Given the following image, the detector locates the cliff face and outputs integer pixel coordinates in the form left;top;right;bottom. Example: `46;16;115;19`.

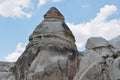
0;7;120;80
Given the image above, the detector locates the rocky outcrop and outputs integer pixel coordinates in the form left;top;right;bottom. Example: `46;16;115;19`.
86;37;108;49
13;7;78;80
0;7;120;80
74;36;120;80
0;62;15;80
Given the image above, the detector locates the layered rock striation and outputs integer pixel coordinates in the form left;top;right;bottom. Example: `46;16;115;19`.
0;7;120;80
14;7;78;80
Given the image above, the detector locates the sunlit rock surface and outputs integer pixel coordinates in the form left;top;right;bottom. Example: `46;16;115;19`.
74;36;120;80
86;37;108;49
13;7;78;80
0;7;120;80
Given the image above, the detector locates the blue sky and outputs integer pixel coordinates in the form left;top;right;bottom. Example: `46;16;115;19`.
0;0;120;62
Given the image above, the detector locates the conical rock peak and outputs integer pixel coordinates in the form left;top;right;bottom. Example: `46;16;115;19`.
44;7;64;21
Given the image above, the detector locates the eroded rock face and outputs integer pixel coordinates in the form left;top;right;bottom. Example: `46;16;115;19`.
13;7;78;80
0;62;15;80
74;36;120;80
1;7;120;80
86;37;108;49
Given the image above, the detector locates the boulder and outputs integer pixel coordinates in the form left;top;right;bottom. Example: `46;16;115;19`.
109;36;120;49
86;37;108;49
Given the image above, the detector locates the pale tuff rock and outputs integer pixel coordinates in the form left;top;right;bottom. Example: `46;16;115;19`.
0;7;120;80
74;36;120;80
109;35;120;49
14;7;78;80
86;37;108;49
113;57;120;79
73;50;100;80
0;62;15;80
109;36;120;57
44;7;65;21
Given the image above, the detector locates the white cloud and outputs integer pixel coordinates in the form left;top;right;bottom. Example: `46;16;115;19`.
38;0;61;7
38;0;46;6
4;42;26;62
3;5;120;61
0;0;32;18
94;5;117;22
67;5;120;50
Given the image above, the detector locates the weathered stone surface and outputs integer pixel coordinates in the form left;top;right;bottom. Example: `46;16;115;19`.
1;7;120;80
74;36;120;80
78;63;102;80
0;62;15;80
73;50;100;80
109;36;120;57
109;36;120;49
44;7;64;21
0;62;14;72
113;57;120;79
13;7;78;80
86;37;108;49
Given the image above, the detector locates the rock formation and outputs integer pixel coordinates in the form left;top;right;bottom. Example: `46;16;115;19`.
0;62;15;80
0;7;120;80
73;36;120;80
14;7;78;80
